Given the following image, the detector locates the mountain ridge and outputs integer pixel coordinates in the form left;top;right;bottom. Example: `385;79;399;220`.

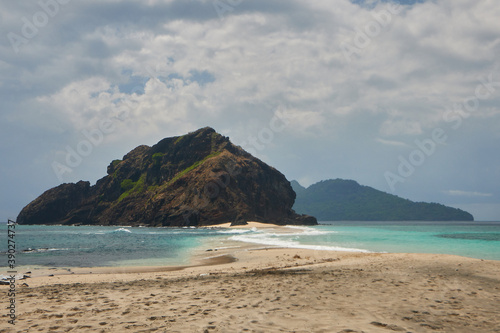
291;179;474;221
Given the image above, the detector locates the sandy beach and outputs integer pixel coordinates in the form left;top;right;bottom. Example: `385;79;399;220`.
1;224;500;332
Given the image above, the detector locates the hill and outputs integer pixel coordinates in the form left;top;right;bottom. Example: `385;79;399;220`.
17;127;316;226
291;179;474;221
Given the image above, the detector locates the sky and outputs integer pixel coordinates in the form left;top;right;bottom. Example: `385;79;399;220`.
1;0;499;221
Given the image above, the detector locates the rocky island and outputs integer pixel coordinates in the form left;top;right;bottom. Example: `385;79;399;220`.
292;179;474;221
17;127;317;226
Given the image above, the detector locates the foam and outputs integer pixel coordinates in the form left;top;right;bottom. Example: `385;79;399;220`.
230;233;370;253
288;225;338;235
113;228;132;233
216;229;254;234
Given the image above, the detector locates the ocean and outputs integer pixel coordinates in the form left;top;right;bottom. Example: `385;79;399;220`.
1;221;499;270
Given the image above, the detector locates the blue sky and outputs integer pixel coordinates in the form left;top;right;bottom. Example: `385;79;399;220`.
1;0;499;221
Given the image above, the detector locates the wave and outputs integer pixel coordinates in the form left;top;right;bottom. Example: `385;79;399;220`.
230;233;370;253
112;228;132;233
216;228;256;234
246;228;336;238
436;233;500;241
214;246;241;250
0;273;30;281
20;248;69;253
285;226;337;236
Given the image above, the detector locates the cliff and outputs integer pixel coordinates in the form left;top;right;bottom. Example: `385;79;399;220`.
18;127;317;226
292;179;474;221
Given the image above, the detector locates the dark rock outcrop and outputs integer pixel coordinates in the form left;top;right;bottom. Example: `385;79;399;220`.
17;181;92;225
18;127;317;226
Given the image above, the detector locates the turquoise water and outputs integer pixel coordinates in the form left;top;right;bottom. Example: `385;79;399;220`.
1;222;499;268
313;222;500;260
0;225;228;268
230;221;500;261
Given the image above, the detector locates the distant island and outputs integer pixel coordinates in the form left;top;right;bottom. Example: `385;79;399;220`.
291;179;474;221
17;127;316;227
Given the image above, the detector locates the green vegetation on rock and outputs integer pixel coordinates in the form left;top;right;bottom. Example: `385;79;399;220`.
152;152;164;166
148;185;159;192
118;174;147;202
211;132;218;152
168;151;222;185
174;135;184;144
120;179;135;192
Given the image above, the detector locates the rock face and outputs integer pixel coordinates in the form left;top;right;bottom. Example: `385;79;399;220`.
18;127;317;226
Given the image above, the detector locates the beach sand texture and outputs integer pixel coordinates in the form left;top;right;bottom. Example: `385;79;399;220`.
1;246;500;333
2;223;500;332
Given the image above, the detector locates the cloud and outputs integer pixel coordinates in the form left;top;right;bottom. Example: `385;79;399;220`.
376;138;409;147
1;0;500;220
3;0;500;138
444;190;494;198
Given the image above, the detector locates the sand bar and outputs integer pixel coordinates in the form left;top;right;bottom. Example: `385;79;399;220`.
206;221;284;228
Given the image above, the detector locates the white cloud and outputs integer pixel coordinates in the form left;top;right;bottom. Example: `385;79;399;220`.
444;190;493;198
4;0;500;139
1;0;500;219
376;138;409;147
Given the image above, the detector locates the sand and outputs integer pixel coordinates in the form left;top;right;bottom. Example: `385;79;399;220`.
1;227;500;332
207;222;283;229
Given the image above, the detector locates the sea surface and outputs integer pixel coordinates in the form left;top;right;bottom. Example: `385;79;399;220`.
1;221;499;269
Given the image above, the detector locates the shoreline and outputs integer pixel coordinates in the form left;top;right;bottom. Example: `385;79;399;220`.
1;248;499;332
3;221;499;282
3;245;499;287
2;223;500;331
